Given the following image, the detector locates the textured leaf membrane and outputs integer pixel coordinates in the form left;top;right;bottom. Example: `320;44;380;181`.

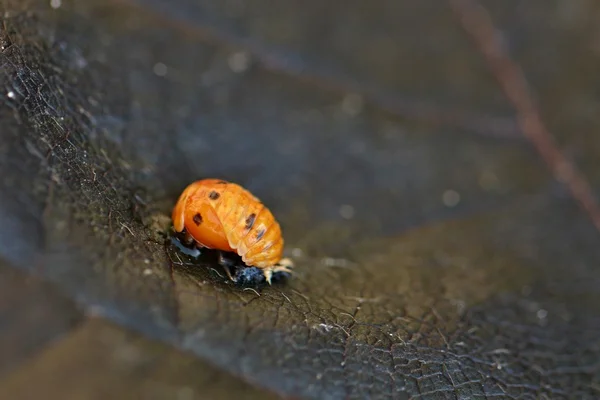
1;0;600;398
0;262;282;400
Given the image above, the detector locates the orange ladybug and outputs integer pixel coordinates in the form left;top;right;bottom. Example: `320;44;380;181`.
171;178;293;284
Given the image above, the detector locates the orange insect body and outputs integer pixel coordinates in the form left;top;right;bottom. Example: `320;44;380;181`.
172;179;292;283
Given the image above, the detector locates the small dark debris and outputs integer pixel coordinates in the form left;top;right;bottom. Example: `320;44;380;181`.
209;191;220;200
233;266;291;286
234;266;265;285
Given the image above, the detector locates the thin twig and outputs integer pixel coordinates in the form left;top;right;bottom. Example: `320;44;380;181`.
449;0;600;233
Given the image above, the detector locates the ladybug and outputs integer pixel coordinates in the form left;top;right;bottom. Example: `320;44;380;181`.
171;178;293;284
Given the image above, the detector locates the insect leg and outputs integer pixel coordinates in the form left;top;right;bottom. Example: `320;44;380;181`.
217;251;236;281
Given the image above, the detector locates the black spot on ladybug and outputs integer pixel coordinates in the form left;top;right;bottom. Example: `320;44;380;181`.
245;213;256;230
209;191;220;200
193;213;203;226
256;228;266;241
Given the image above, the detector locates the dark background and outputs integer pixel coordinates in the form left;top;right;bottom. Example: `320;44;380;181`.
1;0;600;398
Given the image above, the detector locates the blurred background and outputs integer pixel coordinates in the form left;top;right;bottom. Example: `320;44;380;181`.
1;0;600;398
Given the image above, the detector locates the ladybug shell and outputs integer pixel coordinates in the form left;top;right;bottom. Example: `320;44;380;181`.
172;179;284;268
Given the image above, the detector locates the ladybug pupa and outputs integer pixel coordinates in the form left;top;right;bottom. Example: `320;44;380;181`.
171;178;294;284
